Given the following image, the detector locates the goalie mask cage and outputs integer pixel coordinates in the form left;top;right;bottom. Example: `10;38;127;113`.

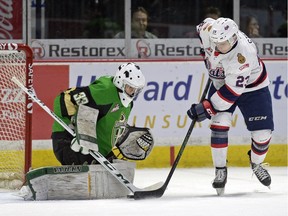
0;43;33;189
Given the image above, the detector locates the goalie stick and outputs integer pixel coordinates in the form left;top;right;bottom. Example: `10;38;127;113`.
11;76;162;197
131;78;212;200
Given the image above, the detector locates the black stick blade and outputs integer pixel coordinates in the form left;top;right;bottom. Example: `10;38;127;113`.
130;182;167;200
133;188;165;200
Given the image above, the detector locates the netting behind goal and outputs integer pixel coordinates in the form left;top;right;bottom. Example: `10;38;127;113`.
0;43;33;189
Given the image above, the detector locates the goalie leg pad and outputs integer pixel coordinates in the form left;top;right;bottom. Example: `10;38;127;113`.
114;126;154;160
20;160;135;200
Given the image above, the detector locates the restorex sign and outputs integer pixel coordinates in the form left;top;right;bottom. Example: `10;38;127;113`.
30;38;287;59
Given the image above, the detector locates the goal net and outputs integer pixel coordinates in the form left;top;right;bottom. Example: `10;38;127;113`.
0;43;33;189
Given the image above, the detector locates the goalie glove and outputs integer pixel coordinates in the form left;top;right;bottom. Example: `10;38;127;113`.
70;138;90;155
112;125;154;161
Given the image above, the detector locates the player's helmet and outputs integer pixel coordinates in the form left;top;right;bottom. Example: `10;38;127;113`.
209;17;239;46
113;62;145;107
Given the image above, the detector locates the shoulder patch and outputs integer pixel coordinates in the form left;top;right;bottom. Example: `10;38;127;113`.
237;53;246;64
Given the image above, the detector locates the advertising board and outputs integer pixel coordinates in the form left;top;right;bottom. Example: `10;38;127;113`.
32;60;287;146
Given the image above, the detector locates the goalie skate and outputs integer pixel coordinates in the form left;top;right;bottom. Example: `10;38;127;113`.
212;167;227;196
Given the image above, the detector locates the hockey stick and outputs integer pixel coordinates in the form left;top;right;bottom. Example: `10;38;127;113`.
132;78;212;200
11;76;162;196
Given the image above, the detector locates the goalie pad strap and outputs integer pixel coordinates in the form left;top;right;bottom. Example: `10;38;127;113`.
78;134;98;145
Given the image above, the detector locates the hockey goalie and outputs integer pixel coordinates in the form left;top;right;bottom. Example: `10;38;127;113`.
20;63;154;200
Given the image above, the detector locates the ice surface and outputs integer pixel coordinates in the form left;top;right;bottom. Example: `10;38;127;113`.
0;167;287;216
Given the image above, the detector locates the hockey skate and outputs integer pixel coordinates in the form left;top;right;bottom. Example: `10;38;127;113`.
212;167;227;196
247;150;271;188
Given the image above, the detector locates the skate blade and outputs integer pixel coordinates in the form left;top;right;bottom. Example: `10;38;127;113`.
216;188;225;196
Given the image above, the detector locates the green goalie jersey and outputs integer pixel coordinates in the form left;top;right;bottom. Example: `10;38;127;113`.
52;76;133;157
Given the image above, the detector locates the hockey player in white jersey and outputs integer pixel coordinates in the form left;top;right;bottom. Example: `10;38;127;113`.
187;17;274;195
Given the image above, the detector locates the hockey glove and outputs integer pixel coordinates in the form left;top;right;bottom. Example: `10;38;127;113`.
187;99;216;122
70;138;90;155
112;125;154;161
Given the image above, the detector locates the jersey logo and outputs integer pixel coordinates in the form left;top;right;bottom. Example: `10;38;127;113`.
209;67;225;79
237;53;246;64
112;113;127;146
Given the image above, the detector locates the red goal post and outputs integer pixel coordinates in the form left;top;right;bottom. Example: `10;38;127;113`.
0;43;33;189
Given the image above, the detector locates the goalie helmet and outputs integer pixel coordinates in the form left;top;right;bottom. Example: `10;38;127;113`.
209;17;239;47
113;62;145;107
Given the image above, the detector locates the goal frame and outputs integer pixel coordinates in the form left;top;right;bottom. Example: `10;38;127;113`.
0;43;33;175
